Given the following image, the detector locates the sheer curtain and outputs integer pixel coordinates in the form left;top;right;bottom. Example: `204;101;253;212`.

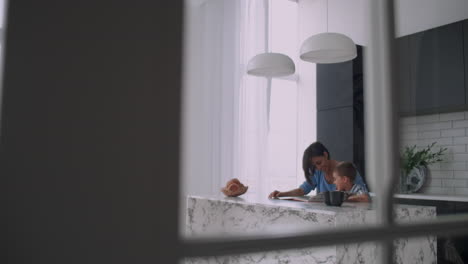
182;0;307;202
234;0;269;197
182;0;270;197
182;0;242;197
236;0;303;196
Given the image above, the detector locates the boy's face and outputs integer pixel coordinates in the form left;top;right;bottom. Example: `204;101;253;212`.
333;172;349;191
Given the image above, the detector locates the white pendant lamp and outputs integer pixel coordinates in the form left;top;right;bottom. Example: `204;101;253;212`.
247;52;295;77
300;0;357;64
300;32;357;63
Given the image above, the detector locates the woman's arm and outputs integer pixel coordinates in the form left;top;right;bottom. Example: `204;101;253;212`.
268;188;305;199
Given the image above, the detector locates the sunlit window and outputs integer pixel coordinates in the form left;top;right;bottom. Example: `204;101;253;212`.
267;0;299;192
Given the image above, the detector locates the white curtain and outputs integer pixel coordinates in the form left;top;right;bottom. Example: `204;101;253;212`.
182;0;269;197
234;0;269;197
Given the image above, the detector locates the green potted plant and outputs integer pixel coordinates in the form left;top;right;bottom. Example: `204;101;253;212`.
400;142;447;193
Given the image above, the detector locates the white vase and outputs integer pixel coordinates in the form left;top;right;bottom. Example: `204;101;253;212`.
400;166;427;194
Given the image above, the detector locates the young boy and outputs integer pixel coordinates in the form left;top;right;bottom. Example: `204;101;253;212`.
333;161;370;202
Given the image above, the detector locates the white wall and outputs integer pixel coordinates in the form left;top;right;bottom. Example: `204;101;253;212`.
395;0;468;37
400;112;468;195
328;0;369;46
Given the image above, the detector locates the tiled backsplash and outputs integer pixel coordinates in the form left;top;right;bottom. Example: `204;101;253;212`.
400;111;468;196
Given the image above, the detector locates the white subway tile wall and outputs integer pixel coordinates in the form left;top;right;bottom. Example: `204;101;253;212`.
400;111;468;195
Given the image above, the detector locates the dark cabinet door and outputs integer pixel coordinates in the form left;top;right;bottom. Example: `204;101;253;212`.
317;107;354;162
396;36;413;115
316;62;353;111
464;21;468;107
409;22;465;113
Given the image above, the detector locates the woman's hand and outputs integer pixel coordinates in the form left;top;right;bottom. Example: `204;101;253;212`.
268;190;281;199
269;188;304;198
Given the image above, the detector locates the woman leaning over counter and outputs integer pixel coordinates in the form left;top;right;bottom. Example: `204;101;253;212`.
268;141;368;198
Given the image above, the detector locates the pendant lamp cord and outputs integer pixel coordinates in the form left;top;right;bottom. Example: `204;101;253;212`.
265;0;271;131
265;0;269;52
326;0;328;32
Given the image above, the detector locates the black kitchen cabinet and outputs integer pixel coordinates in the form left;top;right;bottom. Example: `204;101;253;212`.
317;61;353;111
396;36;413;115
316;46;366;184
317;107;354;162
464;20;468;107
409;22;465;114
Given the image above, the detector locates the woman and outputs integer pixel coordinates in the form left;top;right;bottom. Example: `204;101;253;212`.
268;142;367;198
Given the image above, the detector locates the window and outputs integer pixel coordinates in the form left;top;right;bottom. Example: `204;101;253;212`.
181;1;468;264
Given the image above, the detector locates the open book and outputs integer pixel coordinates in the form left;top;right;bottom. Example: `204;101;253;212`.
275;196;310;202
275;193;324;202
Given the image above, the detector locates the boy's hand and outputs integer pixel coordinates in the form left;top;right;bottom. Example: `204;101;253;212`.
347;194;370;202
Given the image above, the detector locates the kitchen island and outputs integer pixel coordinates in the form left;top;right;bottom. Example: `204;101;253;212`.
185;195;436;264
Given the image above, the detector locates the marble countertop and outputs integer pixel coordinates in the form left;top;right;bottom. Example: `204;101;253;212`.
186;195;437;263
189;194;432;215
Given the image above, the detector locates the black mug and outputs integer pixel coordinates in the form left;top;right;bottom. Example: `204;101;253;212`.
323;191;346;206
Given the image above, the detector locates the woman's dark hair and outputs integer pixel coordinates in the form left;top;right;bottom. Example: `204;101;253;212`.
302;142;330;185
